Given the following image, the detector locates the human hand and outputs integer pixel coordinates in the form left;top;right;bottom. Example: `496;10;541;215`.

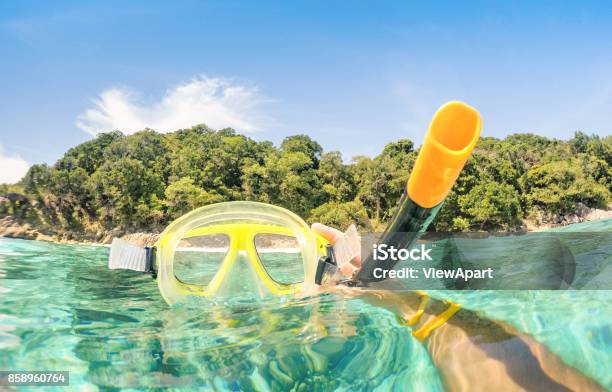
311;222;362;279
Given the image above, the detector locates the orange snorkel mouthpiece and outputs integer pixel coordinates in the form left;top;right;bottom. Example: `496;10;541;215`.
407;101;482;208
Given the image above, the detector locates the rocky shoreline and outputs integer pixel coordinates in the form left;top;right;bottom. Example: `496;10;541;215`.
0;216;160;246
523;203;612;231
1;205;611;246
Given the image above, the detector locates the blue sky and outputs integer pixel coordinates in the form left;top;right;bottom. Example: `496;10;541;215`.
1;1;611;182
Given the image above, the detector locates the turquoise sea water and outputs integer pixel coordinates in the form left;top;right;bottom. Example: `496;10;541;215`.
0;220;611;391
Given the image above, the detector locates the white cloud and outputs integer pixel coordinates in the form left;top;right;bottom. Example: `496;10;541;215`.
0;146;30;184
76;75;272;135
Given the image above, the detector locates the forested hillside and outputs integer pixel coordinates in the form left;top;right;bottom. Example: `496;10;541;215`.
1;125;610;242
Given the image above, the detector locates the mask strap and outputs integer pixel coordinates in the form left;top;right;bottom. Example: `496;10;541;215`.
108;238;156;277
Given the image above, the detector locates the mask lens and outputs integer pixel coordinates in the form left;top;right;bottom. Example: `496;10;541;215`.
254;234;303;284
173;234;230;286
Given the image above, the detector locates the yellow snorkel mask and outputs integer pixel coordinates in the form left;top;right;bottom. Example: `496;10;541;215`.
109;201;332;304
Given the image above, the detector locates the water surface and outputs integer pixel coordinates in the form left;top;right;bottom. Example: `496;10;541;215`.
1;220;610;391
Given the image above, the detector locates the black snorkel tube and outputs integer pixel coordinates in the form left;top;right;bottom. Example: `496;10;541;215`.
352;101;482;285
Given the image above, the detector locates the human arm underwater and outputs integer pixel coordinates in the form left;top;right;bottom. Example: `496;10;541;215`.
361;290;605;392
312;223;606;392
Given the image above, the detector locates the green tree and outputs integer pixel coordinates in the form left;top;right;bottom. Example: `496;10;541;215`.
165;177;223;219
353;139;416;224
22;164;53;195
91;158;164;230
458;181;522;230
570;131;590;154
242;136;324;217
525;159;609;215
318;151;356;202
280;135;322;169
309;200;372;230
56;131;124;174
